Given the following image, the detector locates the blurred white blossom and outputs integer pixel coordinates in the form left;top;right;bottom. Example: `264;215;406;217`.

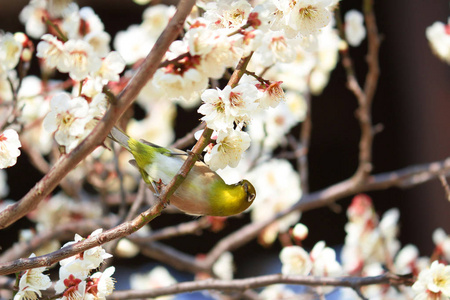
280;245;312;275
0;129;21;169
344;10;366;47
130;266;177;300
426;19;450;64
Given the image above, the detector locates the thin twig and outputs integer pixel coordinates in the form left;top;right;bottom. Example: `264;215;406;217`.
130;217;210;243
335;3;381;183
0;216;118;263
171;122;206;149
299;93;312;194
438;174;450;201
109;273;413;300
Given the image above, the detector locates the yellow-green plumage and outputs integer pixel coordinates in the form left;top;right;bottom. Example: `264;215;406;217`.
108;127;256;216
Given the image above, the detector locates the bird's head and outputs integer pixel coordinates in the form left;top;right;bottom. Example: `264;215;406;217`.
240;179;256;206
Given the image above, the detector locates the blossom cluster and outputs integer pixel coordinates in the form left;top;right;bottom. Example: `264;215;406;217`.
14;229;115;300
275;194;450;298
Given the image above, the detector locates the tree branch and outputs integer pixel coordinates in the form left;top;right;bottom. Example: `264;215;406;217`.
109;272;413;300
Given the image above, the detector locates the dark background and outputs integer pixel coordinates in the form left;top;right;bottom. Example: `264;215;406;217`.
1;0;449;275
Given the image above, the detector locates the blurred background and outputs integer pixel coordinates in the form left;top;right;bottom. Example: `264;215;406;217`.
0;0;449;287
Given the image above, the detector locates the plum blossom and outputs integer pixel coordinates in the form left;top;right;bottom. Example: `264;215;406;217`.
36;34;69;71
310;241;343;277
212;251;234;280
426;19;450;64
186;26;242;79
259;284;297;299
256;31;298;67
0;33;23;71
54;267;87;300
280;245;312;275
198;84;261;132
63;39;102;81
345;9;366;47
204;129;251;171
0;129;21;169
86;267;116;300
19;0;47;39
433;228;450;262
412;261;450;299
43;93;92;151
248;159;302;245
203;0;252;30
13;254;51;300
130;266;177;300
292;223;309;241
60;229;112;276
141;4;176;34
279;0;333;37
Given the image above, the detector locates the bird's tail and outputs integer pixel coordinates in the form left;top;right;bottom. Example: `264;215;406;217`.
108;126;131;152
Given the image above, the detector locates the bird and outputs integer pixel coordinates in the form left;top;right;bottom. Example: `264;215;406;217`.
108;126;256;216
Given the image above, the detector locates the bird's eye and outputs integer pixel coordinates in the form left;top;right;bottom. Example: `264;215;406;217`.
248;193;256;202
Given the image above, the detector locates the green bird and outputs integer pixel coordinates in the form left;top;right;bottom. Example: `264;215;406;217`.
108;126;256;216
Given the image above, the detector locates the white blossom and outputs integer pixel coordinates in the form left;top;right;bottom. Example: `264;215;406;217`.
280;245;312;275
43;93;92;151
279;0;332;37
394;244;419;275
412;261;450;299
292;223;309;241
198;84;261;131
84;31;111;58
19;0;47;39
204;0;252;30
130;266;177;300
13;254;51;300
141;4;176;34
63;39;102;81
426;19;450;64
433;228;450;262
204;129;251;171
36;34;69;72
310;241;343;277
60;229;112;275
256;31;298;67
259;284;297;300
345;9;366;47
0;33;22;71
212;251;234;280
0;129;21;169
93;51;126;83
248;159;302;244
87;266;116;299
114;25;157;65
54;267;87;300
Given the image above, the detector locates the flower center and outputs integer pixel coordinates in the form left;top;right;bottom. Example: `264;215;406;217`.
299;5;318;20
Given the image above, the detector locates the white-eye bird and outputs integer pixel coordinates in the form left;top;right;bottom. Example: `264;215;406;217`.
108;126;256;216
